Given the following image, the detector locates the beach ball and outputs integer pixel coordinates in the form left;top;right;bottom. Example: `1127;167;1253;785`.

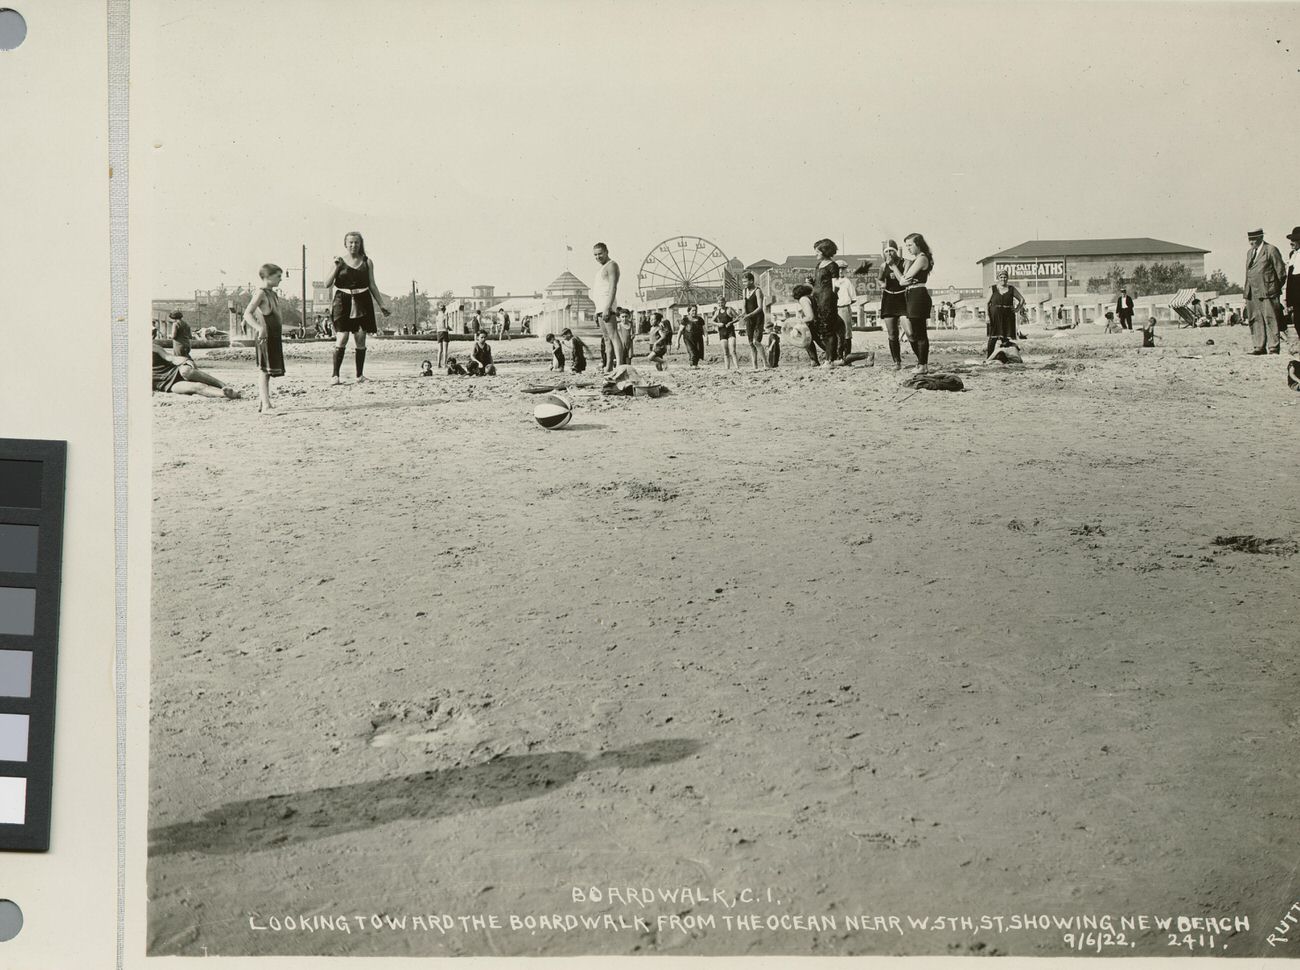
533;393;573;430
785;321;812;349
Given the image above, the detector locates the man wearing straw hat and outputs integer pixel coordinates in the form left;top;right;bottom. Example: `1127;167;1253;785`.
1244;228;1286;354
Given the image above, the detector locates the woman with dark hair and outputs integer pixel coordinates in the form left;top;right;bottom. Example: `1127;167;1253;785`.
168;309;193;361
677;303;707;367
985;269;1025;360
811;238;842;364
324;231;391;385
885;232;934;374
878;238;908;370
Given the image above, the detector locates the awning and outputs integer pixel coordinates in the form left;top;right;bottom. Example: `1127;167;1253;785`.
1168;288;1199;309
626;295;679;311
485;297;547;317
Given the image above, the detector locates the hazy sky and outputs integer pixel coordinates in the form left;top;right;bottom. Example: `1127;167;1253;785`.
141;0;1300;299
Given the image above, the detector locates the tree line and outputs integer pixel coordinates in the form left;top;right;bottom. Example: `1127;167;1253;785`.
1084;263;1242;297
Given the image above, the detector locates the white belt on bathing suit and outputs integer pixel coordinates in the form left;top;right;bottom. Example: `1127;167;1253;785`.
337;286;368;318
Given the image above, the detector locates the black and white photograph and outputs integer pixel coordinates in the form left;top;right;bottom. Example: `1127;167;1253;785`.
139;0;1300;961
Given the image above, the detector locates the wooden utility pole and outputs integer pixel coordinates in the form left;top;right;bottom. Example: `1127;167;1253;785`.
301;244;308;333
411;280;417;333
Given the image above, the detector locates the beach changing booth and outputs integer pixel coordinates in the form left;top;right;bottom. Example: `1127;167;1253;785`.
1169;288;1206;328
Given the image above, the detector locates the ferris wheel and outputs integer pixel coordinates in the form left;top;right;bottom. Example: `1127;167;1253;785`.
637;235;737;305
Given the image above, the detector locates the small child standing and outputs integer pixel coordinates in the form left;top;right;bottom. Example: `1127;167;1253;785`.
545;334;566;372
560;328;588;373
242;262;286;415
763;318;781;368
1141;315;1156;349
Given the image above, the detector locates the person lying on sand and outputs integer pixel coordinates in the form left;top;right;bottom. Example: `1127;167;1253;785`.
446;356;467;376
151;340;241;399
985;337;1022;364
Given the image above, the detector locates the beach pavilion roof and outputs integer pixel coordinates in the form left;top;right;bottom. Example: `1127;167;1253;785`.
978;238;1209;263
544;270;589;295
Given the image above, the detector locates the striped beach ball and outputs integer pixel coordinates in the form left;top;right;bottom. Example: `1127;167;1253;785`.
533;392;573;430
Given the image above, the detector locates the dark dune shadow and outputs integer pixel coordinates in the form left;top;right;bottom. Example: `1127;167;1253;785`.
283;398;453;414
557;422;604;432
148;738;703;857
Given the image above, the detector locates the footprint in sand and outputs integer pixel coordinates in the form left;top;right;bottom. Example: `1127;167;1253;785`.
366;693;487;751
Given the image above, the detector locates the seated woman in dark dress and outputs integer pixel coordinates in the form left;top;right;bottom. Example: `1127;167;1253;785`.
151;340;240;398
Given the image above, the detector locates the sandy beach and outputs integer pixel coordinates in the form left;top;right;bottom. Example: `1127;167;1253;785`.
147;323;1299;958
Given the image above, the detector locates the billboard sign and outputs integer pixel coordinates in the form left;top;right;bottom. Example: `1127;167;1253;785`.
760;267;881;305
995;260;1065;280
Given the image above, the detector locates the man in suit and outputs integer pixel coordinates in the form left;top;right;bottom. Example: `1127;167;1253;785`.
1115;288;1135;330
1244;228;1287;354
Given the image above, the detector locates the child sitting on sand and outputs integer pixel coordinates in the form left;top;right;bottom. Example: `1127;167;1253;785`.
466;331;497;376
1103;311;1121;334
986;336;1022;364
545;334;566;372
420;359;434;377
446;356;467;376
560;328;588;374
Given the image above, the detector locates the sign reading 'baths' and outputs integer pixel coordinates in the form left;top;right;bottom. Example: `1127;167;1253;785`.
995;260;1066;279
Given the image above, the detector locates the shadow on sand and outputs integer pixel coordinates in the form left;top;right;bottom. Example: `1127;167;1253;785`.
148;738;703;857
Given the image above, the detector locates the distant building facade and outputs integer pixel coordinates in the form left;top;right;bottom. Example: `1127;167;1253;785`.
754;253;881;306
977;238;1209;300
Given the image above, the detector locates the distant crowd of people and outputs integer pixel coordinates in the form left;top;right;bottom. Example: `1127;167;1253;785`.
153;227;1300;410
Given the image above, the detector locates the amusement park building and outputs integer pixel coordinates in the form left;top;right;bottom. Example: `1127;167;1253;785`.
543;270;596;314
976;237;1209;299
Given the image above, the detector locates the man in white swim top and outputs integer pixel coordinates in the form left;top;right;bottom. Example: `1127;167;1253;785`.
592;242;622;371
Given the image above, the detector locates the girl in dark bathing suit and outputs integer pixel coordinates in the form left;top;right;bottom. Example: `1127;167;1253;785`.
244;262;286;413
886;233;934;374
324;231;391;384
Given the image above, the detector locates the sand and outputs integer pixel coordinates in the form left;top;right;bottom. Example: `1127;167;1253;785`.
148;324;1300;959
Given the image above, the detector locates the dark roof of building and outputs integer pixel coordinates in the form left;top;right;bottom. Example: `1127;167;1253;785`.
778;254;876;269
545;270;589;292
745;259;778;271
978;238;1209;263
